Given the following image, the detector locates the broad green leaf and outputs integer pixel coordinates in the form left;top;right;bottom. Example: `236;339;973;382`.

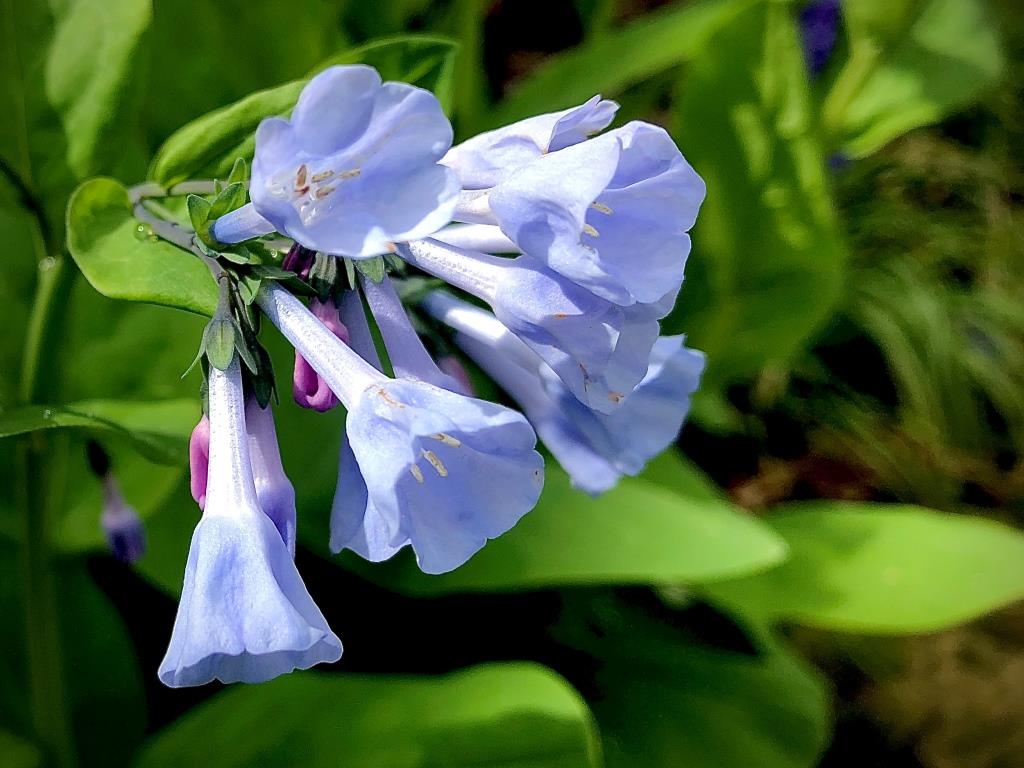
349;464;787;595
704;502;1024;634
574;601;831;768
487;0;748;131
0;0;151;232
66;178;218;315
150;35;459;186
0;399;193;464
824;0;1004;157
135;664;601;768
668;0;845;390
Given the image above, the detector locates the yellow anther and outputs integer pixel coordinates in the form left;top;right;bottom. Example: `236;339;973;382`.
339;169;362;180
582;223;600;238
422;450;448;478
311;170;335;183
295;164;308;189
431;433;462;447
315;186;335;199
409;464;425;483
590;201;613;215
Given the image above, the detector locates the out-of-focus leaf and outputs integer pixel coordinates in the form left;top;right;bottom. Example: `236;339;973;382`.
0;729;41;768
824;0;1004;157
135;664;601;768
66;178;218;315
668;0;845;390
0;545;145;768
143;0;348;145
60;562;146;767
0;175;43;409
560;595;831;768
704;501;1024;633
0;399;193;464
488;0;748;131
0;0;151;230
351;463;787;595
150;35;459;185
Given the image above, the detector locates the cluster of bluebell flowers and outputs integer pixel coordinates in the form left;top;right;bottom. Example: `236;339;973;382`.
156;65;706;686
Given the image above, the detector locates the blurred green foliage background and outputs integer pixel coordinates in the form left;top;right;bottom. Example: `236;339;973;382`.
2;0;1023;766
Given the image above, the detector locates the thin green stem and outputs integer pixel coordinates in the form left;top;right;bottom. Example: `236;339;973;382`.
17;253;77;768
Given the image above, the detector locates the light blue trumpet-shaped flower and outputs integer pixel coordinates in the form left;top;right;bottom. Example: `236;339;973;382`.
100;474;146;564
454;121;706;307
398;239;666;414
441;95;618;189
158;357;342;688
257;282;544;575
246;397;298;558
426;293;705;494
212;65;460;257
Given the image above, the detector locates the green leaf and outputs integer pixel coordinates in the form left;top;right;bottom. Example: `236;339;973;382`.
135;664;601;768
667;0;846;390
0;0;151;231
185;194;213;244
577;600;831;768
350;462;787;595
66;178;218;316
487;0;748;131
0;399;193;464
703;501;1024;634
208;182;248;220
824;0;1005;157
150;35;459;186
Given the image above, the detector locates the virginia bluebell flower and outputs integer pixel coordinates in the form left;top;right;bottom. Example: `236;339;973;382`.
799;0;842;76
211;65;459;256
293;299;348;412
246;397;298;557
453;121;706;306
159;357;342;687
442;95;618;189
100;474;146;564
397;239;664;414
426;293;705;493
257;282;544;574
188;414;210;509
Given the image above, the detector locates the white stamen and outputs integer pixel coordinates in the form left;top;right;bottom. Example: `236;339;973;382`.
421;450;448;478
409;464;425;483
431;432;461;447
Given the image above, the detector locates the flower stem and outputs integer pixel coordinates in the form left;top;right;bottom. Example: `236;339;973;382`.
17;253;78;768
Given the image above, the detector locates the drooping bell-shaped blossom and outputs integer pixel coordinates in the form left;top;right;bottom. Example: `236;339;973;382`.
245;397;298;557
256;282;544;574
437;295;706;493
189;415;210;509
454;121;706;307
401;240;664;414
442;95;618;189
293;298;349;412
100;474;146;564
211;65;460;257
159;356;342;687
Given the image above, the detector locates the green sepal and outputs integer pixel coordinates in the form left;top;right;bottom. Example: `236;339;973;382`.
344;258;357;291
203;312;236;371
309;252;339;302
251;344;277;409
187;194;214;245
208;181;248;220
236;273;263;305
354;256;386;284
226;157;249;186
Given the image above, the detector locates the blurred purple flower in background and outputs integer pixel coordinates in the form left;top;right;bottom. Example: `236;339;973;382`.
799;0;842;76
